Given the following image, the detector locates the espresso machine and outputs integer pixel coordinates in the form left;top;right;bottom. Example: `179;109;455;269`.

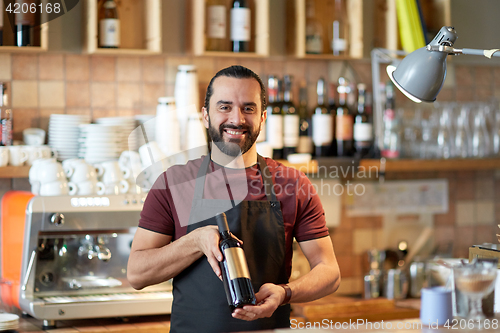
1;191;173;329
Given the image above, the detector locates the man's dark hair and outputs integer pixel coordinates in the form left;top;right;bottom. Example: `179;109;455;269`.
204;65;266;113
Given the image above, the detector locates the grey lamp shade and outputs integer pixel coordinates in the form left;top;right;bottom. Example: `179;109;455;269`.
387;47;448;103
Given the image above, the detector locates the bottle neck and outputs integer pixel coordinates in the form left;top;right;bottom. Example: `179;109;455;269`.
220;230;232;240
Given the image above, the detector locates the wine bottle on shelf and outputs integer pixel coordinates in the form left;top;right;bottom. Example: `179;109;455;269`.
353;83;373;158
98;0;120;48
305;0;323;54
266;76;284;160
312;78;333;157
381;81;401;159
336;77;354;157
206;0;227;51
0;0;4;46
216;212;257;311
331;0;348;56
230;0;251;53
297;83;313;155
15;0;35;47
282;75;299;159
0;82;12;146
327;83;337;156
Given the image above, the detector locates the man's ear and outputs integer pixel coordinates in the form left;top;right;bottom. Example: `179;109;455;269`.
202;107;209;129
261;108;267;123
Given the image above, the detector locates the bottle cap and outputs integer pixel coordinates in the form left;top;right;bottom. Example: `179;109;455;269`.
215;212;229;233
158;97;175;105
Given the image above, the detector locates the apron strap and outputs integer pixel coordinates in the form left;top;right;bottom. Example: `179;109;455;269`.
192;154;276;202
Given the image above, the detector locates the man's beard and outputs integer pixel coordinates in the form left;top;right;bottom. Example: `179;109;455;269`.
208;118;260;157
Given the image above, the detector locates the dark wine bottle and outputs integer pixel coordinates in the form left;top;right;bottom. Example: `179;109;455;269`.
216;212;256;311
353;83;373;158
98;0;120;48
15;0;35;47
230;0;251;52
282;75;299;159
312;78;333;157
336;77;354;156
266;75;284;160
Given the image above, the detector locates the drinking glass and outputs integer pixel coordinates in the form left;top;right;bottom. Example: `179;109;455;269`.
436;105;455;159
454;261;497;322
455;104;472;158
471;106;491;158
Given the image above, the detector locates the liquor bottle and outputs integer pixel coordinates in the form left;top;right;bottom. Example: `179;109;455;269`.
0;82;12;146
15;0;35;47
216;212;257;311
98;0;120;48
230;0;250;52
206;0;227;51
266;76;283;159
297;84;313;154
331;0;348;56
312;78;333;157
282;75;299;159
353;84;373;158
336;77;354;156
327;83;337;156
0;0;3;46
305;0;323;54
381;82;401;159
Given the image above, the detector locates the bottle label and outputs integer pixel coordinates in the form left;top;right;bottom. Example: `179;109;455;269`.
353;123;373;142
266;114;283;149
297;136;313;154
333;38;347;51
207;5;226;39
336;114;353;140
306;35;322;54
312;114;333;146
283;114;300;147
99;19;120;47
224;247;251;280
230;7;250;42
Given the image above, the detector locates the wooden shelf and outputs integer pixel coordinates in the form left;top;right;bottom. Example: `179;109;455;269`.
0;166;31;178
83;0;161;55
279;158;500;174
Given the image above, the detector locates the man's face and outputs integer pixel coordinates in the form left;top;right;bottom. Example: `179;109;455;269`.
203;76;266;157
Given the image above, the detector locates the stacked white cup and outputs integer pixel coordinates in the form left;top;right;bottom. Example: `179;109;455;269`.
156;97;181;157
174;65;199;151
0;147;9;167
119;151;150;194
63;159;105;196
29;158;77;196
139;141;170;187
95;160;130;195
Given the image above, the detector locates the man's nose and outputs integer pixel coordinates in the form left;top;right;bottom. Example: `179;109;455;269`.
227;108;245;125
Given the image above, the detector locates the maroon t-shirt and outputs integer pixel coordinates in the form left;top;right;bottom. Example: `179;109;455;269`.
139;156;329;278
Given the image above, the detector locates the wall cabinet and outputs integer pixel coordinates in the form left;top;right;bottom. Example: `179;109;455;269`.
82;0;161;55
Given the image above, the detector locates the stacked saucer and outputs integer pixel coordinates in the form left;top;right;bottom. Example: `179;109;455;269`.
48;114;90;161
95;117;138;151
78;124;122;164
0;313;19;331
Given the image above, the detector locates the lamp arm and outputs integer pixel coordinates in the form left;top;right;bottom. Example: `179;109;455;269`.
426;44;500;58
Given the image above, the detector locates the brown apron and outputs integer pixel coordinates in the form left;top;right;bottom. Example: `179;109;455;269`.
170;154;290;333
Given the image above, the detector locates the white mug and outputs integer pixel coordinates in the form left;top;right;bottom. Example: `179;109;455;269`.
0;147;9;167
64;160;98;183
24;145;43;166
76;180;105;196
8;146;28;166
104;180;129;195
40;180;78;196
38;145;58;159
119;151;143;179
23;128;46;146
99;161;131;184
32;159;69;184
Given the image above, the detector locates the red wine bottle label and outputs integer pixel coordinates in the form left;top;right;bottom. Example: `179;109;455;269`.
207;5;226;39
230;7;250;42
266;113;283;149
283;114;299;147
312;114;333;146
224;247;251;280
336;114;353;140
353;123;373;141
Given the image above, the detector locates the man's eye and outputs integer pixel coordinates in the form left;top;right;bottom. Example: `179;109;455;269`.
244;107;256;113
219;105;231;111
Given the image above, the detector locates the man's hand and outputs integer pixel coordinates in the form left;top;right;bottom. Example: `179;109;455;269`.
231;283;285;321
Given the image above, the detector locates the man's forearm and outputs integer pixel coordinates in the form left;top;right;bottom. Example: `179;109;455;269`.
127;232;203;289
286;262;340;304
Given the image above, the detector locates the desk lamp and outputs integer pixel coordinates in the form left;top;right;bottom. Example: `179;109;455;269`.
387;26;500;103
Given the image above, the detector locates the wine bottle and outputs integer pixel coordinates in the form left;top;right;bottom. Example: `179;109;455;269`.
206;0;227;51
353;83;373;158
297;83;313;154
266;76;284;159
282;75;299;159
15;0;35;47
216;212;256;311
0;82;12;146
0;0;4;46
99;0;120;48
305;0;323;54
336;77;354;157
312;78;333;157
327;83;337;156
230;0;251;52
331;0;348;56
